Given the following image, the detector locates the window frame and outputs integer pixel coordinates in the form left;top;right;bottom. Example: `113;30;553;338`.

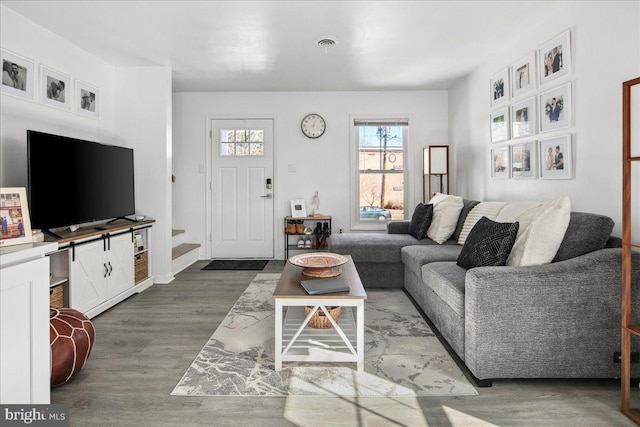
350;115;410;231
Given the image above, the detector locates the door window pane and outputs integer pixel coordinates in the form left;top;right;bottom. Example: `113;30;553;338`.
220;128;265;157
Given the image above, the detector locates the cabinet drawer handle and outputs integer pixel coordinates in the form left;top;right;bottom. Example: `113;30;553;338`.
108;262;112;276
104;263;108;278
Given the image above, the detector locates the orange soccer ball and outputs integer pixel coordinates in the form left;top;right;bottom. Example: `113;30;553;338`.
49;308;95;387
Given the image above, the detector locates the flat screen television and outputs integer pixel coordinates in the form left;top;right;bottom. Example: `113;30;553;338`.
27;130;135;230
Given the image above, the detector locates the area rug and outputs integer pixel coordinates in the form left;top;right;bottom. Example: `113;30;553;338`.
201;259;269;271
171;273;477;397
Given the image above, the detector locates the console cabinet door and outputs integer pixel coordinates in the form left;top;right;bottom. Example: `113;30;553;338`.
69;240;106;313
105;233;134;299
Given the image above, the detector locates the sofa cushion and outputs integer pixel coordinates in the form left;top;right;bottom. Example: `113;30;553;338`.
452;199;480;242
457;202;507;245
329;232;443;263
401;245;463;278
427;194;464;244
422;262;467;317
553;212;615;261
456;217;519;269
506;196;571;266
408;203;433;240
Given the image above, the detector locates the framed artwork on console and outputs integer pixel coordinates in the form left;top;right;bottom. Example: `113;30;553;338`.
539;82;571;133
490;68;509;106
490;108;509;143
290;199;307;218
0;187;33;247
1;49;35;101
511;51;537;98
40;64;71;111
539;135;572;179
511;97;537;139
538;30;571;86
75;79;99;118
511;140;538;179
490;145;510;179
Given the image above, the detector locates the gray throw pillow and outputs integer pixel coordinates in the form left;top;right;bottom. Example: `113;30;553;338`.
456;216;519;269
408;203;433;240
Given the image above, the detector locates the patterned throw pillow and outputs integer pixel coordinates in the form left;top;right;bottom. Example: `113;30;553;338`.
456;217;519;269
408;203;434;240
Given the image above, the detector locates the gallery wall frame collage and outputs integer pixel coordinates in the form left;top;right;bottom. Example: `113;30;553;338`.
1;47;99;118
489;30;573;180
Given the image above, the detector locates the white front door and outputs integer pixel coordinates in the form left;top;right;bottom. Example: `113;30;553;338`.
211;119;274;259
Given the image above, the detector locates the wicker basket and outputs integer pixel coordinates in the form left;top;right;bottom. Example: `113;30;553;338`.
304;306;341;329
50;285;64;308
135;252;148;284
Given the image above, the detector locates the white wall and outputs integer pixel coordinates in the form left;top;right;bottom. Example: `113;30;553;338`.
173;91;448;259
0;5;116;187
449;1;640;236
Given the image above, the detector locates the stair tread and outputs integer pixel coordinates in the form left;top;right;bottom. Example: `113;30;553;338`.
172;229;185;236
172;243;200;260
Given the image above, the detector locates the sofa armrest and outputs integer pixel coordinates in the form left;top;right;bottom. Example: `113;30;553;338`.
464;248;640;379
387;220;410;234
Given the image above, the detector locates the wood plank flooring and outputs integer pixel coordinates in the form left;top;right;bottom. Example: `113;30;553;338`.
51;261;636;426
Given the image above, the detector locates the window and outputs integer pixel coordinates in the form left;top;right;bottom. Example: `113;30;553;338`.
353;119;407;229
220;128;264;156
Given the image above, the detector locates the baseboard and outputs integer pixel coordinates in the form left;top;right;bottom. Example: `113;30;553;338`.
153;273;175;284
403;289;493;388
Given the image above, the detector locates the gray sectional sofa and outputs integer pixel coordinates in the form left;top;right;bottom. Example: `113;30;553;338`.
330;200;640;384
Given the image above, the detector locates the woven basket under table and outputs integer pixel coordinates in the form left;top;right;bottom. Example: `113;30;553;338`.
304;306;341;329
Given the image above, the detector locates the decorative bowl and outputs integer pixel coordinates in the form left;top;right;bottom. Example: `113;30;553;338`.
288;252;348;277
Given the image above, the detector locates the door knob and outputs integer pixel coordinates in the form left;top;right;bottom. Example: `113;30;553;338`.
261;194;273;199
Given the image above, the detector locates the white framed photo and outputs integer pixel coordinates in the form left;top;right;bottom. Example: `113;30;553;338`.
490;145;510;179
511;51;537;98
490;68;509;106
0;187;33;247
39;64;71;111
538;30;571;86
511;97;537;139
511;140;538;179
75;79;99;118
1;49;35;101
539;82;571;133
490;107;509;143
539;135;572;179
290;199;307;218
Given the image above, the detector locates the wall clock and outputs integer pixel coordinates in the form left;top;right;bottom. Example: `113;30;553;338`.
301;113;326;139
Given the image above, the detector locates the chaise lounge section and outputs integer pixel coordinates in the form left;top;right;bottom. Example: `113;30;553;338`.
330;199;640;384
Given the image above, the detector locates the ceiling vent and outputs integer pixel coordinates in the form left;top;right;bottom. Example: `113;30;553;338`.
316;37;339;53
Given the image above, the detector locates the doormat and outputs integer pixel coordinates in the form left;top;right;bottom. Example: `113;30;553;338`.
201;259;269;271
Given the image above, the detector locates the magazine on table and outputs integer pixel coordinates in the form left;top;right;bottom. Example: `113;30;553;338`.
300;277;349;295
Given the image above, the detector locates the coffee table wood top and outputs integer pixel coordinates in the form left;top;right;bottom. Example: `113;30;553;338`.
273;255;366;299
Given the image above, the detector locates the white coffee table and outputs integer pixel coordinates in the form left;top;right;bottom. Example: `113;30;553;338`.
273;255;367;371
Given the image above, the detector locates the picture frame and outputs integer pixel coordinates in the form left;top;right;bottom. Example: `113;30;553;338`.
290;199;307;218
75;79;99;118
39;64;71;111
511;51;537;98
511;97;537;139
490;107;510;143
511;140;538;179
1;49;35;101
539;135;572;179
0;187;33;247
490;145;510;179
490;68;509;106
539;82;572;133
538;30;571;86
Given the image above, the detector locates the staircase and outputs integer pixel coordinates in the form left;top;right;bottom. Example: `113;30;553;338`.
171;229;200;275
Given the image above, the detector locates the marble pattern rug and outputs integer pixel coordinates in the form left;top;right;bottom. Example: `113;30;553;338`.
171;273;477;397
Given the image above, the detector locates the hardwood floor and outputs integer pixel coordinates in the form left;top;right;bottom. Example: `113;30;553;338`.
52;261;635;426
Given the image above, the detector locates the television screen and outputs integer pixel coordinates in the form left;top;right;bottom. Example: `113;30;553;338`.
27;130;135;230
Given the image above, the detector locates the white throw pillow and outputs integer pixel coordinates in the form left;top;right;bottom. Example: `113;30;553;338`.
506;196;571;266
457;201;507;245
426;194;464;244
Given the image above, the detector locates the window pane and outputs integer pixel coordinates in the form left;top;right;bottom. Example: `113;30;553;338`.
236;143;249;155
236;130;248;142
358;125;404;171
358;172;404;221
250;129;264;142
220;143;235;156
220;130;235;142
250;143;264;156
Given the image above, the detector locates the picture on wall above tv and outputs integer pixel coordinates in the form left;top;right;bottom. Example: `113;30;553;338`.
27;130;135;231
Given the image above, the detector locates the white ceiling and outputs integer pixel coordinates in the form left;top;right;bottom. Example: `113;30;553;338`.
3;1;571;92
